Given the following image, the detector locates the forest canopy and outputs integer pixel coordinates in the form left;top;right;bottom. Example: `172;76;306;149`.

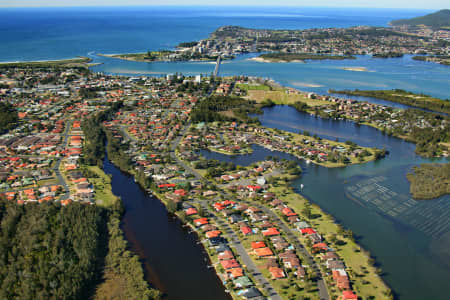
0;102;18;134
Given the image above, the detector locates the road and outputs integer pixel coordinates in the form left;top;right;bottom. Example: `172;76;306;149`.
171;124;282;299
2;121;72;200
53;119;72;200
171;122;330;300
196;200;282;300
243;201;330;300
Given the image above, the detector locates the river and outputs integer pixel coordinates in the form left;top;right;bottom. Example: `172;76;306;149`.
199;105;450;300
102;156;231;300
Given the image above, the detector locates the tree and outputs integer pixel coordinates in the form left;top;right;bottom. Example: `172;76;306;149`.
166;200;178;213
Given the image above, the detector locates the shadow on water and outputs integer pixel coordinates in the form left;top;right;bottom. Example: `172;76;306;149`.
102;156;231;300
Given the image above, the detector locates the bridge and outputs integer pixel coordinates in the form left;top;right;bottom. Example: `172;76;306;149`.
213;56;221;77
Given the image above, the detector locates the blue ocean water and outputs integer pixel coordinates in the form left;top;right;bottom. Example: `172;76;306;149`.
0;6;433;62
1;6;450;300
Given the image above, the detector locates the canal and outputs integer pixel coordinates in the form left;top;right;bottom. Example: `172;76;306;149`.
102;156;231;300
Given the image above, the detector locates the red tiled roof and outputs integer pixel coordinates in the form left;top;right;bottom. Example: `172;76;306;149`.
185;207;198;216
221;259;240;269
263;227;280;236
251;241;266;249
300;228;317;235
254;247;273;257
240;226;252;235
269;267;285;279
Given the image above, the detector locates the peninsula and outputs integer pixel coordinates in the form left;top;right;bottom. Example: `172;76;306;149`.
99;10;450;65
329;89;450;114
254;53;356;63
0;64;393;300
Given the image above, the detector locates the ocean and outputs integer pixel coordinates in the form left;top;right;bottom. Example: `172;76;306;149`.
1;6;449;300
0;6;433;62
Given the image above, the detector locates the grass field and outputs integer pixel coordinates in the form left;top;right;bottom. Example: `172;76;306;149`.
245;89;329;107
85;165;118;207
236;83;272;91
269;183;391;300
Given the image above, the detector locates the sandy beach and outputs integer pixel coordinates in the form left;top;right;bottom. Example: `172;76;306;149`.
341;67;369;72
249;57;304;63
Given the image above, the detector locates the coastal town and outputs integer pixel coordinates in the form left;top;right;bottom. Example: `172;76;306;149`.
0;5;449;300
0;64;419;300
105;20;450;65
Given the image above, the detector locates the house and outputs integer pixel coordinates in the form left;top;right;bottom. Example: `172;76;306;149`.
221;259;240;269
229;214;244;223
251;241;266;249
254;247;273;257
218;250;234;261
333;269;351;290
283;257;301;269
282;207;297;217
237;287;262;299
262;227;280;236
240;225;253;235
205;230;221;239
193;218;208;226
338;290;358;300
185;207;198;216
233;276;253;288
269;267;285;279
227;267;244;279
300;228;316;235
312;242;329;253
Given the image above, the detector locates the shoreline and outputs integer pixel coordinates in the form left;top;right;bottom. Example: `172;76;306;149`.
249;56;304;63
105;155;232;299
341;67;369;72
0;56;92;68
98;52;220;63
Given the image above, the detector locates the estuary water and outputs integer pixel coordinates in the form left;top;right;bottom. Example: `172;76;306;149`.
200;106;450;300
103;156;230;300
2;6;449;300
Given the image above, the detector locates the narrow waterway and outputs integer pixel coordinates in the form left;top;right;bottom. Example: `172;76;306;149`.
200;106;450;300
102;156;231;300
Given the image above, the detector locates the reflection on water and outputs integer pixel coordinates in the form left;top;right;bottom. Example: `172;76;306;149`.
199;106;449;300
103;157;230;300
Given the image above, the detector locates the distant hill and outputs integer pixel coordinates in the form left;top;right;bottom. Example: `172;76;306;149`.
390;9;450;28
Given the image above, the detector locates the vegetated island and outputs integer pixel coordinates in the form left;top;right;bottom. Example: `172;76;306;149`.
372;52;404;58
390;9;450;29
329;89;450;114
412;55;450;66
254;52;356;63
406;163;450;200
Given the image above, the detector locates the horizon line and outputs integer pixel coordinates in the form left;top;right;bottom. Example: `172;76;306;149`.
0;5;442;10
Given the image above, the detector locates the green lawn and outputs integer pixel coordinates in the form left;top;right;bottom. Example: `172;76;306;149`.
85;166;118;207
269;184;392;300
245;89;329;106
236;83;271;91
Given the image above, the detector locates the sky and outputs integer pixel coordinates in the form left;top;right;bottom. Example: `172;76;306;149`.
0;0;447;9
